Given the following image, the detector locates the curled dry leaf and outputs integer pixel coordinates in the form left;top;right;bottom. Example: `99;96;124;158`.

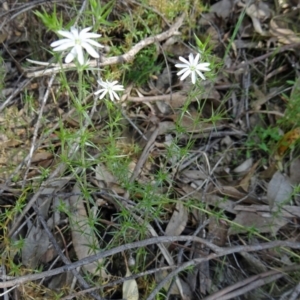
244;1;271;36
270;17;300;45
239;160;260;192
276;128;300;157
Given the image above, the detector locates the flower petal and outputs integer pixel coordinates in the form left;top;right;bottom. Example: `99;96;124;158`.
177;68;189;76
65;48;77;63
191;71;196;84
83;32;102;39
70;27;79;39
94;89;102;95
113;85;124;91
178;56;190;65
196;63;211;71
81;42;99;58
195;70;206;80
79;27;92;35
188;53;195;64
193;53;200;65
84;39;104;48
99;90;108;99
52;41;75;51
179;70;191;81
175;63;190;68
75;45;84;65
112;91;120;101
50;39;72;47
57;30;75;40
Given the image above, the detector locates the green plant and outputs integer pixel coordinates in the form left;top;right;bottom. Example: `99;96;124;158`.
246;125;282;155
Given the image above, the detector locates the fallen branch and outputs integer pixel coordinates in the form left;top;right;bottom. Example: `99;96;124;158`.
24;14;185;78
0;237;299;288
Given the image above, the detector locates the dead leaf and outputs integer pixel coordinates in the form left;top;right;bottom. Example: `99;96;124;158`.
22;221;49;269
228;211;288;235
31;151;53;163
122;268;139;300
210;0;233;19
235;204;300;219
233;157;253;173
277;128;300;157
165;201;188;247
245;2;271;36
270;18;300;44
69;183;109;278
179;183;237;214
239;160;260;192
289;158;300;185
95;163;117;183
267;171;293;208
208;216;228;247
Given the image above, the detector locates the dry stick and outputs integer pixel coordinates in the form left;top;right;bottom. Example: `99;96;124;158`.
7;120;90;238
3;91;95;238
124;125;188;296
0;78;33;112
203;264;300;300
61;265;175;300
0;0;64;27
24;13;185;78
289;281;300;300
1;93;94;192
7;156;69;238
127;91;185;102
146;252;300;300
128;125;159;184
2;237;300;289
232;42;300;70
33;204;103;300
22;74;56;188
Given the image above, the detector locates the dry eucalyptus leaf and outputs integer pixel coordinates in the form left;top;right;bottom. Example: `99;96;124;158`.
290;158;300;185
233;157;253;173
208;216;228;247
210;0;233;19
228;211;288;235
22;222;49;269
270;18;300;44
239;160;260;192
181;169;208;181
122;268;139;300
245;2;271;36
164;201;188;247
95;163;117;183
69;184;109;278
235;204;300;218
267;171;293;208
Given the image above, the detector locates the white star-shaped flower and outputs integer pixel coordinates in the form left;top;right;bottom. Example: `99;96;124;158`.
175;53;210;84
50;26;104;65
94;80;124;102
